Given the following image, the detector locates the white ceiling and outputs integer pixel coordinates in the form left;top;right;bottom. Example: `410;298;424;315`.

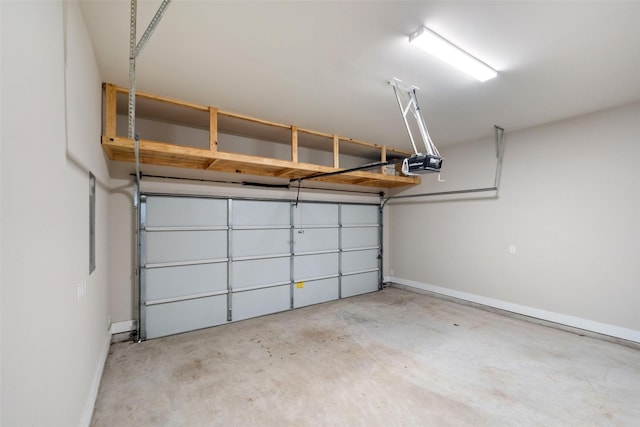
80;0;640;150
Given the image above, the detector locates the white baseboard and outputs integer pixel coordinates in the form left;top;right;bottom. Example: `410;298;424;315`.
79;330;111;427
386;276;640;344
109;319;136;335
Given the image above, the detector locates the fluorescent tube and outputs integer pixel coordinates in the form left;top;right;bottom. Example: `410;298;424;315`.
409;26;497;82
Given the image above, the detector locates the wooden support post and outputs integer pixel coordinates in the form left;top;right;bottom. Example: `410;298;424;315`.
333;135;339;168
104;83;117;137
291;126;299;163
381;146;387;174
209;107;218;151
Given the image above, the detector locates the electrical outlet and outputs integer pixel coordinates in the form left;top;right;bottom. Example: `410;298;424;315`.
390;270;395;276
509;245;517;254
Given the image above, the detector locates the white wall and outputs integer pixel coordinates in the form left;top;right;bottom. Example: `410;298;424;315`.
1;1;110;425
387;102;640;342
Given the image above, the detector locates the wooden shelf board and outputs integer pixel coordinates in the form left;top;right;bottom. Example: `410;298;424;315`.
102;136;420;188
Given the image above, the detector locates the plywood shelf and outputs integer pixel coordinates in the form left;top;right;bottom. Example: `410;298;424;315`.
102;83;420;189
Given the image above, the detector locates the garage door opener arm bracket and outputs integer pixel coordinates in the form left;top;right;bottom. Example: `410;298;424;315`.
389;78;443;175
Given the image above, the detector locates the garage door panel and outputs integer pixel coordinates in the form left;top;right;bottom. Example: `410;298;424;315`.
233;200;289;227
294;277;339;308
293;228;338;254
232;257;290;289
341;204;378;225
342;271;379;297
232;229;290;258
341;249;379;274
145;295;228;339
293;203;338;226
146;197;227;227
145;230;227;264
232;285;290;321
293;253;338;281
341;227;378;250
143;263;227;301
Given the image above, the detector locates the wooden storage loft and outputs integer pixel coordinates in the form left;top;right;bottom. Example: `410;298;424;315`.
101;83;420;188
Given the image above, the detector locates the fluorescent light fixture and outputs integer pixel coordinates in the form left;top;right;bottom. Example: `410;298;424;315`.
409;26;497;82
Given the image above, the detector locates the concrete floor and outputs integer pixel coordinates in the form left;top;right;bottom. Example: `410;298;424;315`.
92;287;640;426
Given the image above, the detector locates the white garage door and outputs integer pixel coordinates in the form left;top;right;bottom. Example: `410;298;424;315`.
140;195;381;339
341;204;381;297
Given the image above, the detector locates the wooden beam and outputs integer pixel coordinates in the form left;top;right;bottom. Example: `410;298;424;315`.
103;136;331;172
350;178;378;185
101;139;115;157
387;146;414;157
103;135;421;188
209;107;218;152
339;136;384;150
291;126;298;163
104;83;117;137
206;159;220;170
110;84;209;112
298;127;334;139
218;110;292;130
333;135;339;168
274;168;297;178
